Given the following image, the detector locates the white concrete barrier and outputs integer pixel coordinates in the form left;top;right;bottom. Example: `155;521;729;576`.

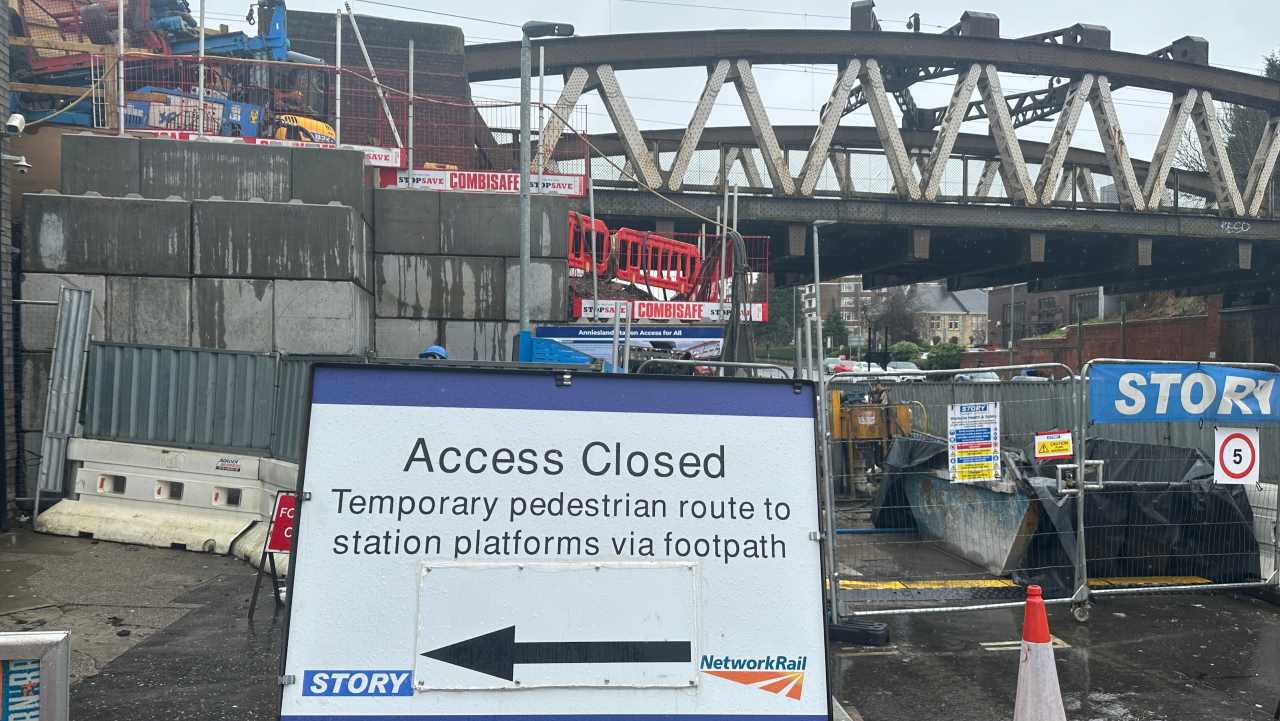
35;439;298;558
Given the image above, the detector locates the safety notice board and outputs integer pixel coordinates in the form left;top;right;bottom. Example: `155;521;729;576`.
279;365;830;721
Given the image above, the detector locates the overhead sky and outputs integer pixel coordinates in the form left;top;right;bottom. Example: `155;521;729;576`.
198;0;1280;190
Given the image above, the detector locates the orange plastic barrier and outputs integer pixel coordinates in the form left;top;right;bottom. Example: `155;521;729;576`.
567;212;612;275
614;228;701;295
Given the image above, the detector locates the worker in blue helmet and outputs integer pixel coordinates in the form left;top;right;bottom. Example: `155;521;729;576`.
419;344;448;360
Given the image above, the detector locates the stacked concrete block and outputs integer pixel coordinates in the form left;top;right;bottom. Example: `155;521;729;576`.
105;276;192;346
61;134;141;197
191;279;275;352
24;193;191;275
18;273;107;351
371;188;574;360
140;138;293;202
192;199;369;288
276;280;373;355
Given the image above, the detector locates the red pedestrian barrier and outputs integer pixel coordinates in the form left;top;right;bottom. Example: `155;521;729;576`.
567;212;612;276
614;228;701;295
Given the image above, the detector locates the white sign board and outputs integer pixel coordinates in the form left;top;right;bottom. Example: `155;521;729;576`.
1215;427;1260;485
281;366;828;720
947;402;1001;482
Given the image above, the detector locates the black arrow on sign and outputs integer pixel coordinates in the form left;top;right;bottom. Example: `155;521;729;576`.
420;626;691;681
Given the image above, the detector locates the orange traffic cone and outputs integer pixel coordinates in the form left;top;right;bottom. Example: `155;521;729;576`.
1013;585;1067;721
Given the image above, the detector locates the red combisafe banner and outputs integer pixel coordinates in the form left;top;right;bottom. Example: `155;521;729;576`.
378;168;587;197
574;299;767;323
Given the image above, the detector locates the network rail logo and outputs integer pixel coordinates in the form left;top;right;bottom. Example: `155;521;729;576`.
699;654;807;700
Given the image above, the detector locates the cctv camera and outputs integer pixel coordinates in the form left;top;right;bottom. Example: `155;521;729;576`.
5;114;26;135
14;158;31;175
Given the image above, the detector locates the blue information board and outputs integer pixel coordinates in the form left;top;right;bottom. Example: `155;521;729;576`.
1089;362;1280;424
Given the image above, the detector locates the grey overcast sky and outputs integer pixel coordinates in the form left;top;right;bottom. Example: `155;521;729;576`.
199;0;1280;189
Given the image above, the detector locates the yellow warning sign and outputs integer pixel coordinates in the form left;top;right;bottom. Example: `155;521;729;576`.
1034;431;1073;461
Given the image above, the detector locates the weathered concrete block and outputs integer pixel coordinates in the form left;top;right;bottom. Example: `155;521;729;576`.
24;194;192;275
192;200;368;288
375;254;504;320
275;280;372;355
504;258;568;322
373;189;440;253
374;318;515;361
140;138;292;201
20;432;44;485
192;278;275;352
291;146;368;218
439;193;570;257
61;133;140;196
21;352;51;431
105;276;191;346
19;273;107;351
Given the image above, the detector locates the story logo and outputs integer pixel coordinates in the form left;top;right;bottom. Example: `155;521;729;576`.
302;670;412;697
698;654;806;700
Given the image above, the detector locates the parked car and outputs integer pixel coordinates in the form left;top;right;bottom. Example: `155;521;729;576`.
887;361;925;381
953;370;1001;383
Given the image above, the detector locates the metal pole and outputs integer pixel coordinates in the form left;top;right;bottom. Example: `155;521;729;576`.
537;45;545;190
623;305;633;373
610;307;621;372
519;31;533;332
802;311;813;382
589;178;600;322
197;0;206;136
813;222;838;624
335;10;343;145
407;39;415;175
343;3;403;149
116;0;125;136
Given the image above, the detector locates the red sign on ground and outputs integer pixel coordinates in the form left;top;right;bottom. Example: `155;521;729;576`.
266;493;298;553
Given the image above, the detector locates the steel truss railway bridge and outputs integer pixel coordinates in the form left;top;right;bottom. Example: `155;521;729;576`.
466;7;1280;296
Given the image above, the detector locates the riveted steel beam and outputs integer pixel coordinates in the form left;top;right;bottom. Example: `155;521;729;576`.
532;66;590;174
1192;90;1246;216
667;60;732;191
921;64;982;201
730;59;794;195
1242;115;1280;218
974;159;1001;198
861;59;920;200
830;150;854;194
1143;90;1197;210
591;64;663;189
798;59;862;196
1089;76;1146;211
468;31;1280;111
1034;75;1095;205
978;64;1034;204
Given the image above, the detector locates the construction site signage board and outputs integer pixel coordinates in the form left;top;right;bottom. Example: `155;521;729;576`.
1033;430;1074;461
1214;427;1260;485
266;493;298;554
948;402;1001;482
1089;363;1280;424
280;366;828;720
575;299;768;323
535;324;722;364
2;659;40;720
379;168;587;197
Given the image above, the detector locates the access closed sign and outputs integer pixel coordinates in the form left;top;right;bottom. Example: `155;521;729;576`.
280;366;828;719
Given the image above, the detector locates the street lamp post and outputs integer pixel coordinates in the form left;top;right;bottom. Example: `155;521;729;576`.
520;21;574;333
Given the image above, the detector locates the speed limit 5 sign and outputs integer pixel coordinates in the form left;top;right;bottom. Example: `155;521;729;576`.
1215;427;1260;485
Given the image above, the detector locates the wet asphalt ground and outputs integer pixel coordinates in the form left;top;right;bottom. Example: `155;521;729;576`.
3;528;1280;720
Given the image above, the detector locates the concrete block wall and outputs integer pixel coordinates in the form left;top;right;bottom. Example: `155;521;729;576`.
371;188;573;360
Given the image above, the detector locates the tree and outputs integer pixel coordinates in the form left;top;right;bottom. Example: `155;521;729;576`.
1175;52;1280;206
868;287;919;345
924;342;963;370
758;284;796;349
823;310;848;353
888;340;922;363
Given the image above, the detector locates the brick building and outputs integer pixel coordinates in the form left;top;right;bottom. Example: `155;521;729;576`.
986;283;1118;347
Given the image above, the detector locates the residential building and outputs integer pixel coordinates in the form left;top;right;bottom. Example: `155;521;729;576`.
907;283;989;346
987;284;1117;348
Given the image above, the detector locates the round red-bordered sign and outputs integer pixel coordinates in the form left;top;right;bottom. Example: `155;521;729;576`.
1218;432;1257;480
